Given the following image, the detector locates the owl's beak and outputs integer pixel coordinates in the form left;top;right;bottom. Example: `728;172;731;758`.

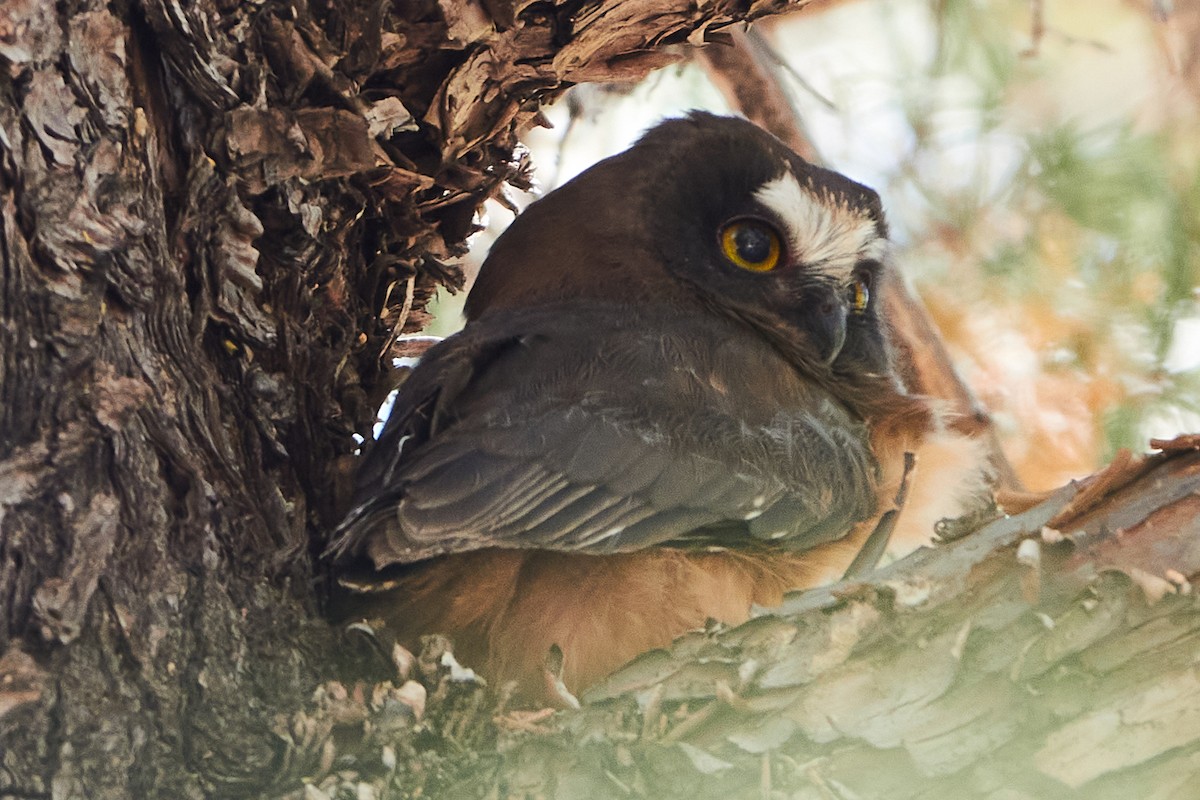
801;286;848;366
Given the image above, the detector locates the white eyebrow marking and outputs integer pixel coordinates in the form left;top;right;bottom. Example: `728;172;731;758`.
754;173;887;280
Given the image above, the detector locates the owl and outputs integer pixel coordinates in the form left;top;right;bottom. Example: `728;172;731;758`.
329;113;993;696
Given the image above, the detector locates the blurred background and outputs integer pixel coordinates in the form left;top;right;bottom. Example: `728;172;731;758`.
422;0;1200;492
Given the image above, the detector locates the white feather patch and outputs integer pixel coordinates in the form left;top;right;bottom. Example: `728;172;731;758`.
754;173;886;279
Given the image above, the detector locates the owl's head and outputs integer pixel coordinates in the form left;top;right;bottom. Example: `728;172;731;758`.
467;112;895;382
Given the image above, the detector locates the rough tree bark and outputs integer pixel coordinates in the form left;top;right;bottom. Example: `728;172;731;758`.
1;1;1197;799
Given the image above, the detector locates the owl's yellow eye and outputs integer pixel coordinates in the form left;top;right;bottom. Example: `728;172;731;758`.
719;220;782;272
850;277;870;312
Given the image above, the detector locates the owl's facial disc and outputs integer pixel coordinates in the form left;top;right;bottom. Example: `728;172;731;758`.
716;207;876;366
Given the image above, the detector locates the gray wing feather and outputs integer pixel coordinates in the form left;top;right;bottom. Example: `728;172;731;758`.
329;305;879;566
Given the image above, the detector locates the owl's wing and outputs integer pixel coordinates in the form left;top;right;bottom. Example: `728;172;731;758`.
328;312;878;568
